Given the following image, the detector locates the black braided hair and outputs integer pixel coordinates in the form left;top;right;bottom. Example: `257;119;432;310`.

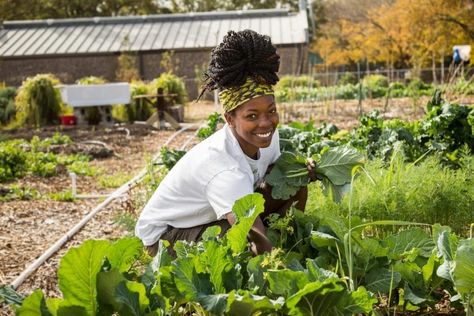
197;29;280;100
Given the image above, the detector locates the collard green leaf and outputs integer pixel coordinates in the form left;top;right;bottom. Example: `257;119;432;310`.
172;257;213;301
314;146;365;185
16;290;52;316
106;237;143;273
201;237;235;293
114;282;141;316
226;290;284;316
197;293;228;315
114;281;149;316
266;146;363;202
226;193;265;254
58;240;111;316
57;304;88;316
96;268;125;314
286;278;346;316
436;230;456;281
246;255;266;292
404;283;428;306
384;227;434;260
338;286;377;314
365;267;401;294
453;238;474;295
306;259;338;282
310;231;340;248
267;269;309;297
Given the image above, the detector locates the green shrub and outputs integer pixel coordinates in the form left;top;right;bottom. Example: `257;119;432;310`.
338;72;357;85
112;81;154;122
276;75;319;90
0;140;28;182
0;87;17;126
150;73;187;106
15;74;63;127
362;74;389;89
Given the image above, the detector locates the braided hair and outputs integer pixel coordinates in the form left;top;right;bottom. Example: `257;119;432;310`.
197;30;280;100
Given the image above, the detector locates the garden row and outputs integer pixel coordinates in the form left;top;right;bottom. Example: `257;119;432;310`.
275;74;474;102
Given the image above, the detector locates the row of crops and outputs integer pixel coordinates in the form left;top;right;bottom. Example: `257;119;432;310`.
274;74;474;102
1;91;473;315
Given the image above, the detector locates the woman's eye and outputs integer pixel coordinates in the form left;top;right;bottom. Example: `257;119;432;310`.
247;114;257;119
270;108;277;114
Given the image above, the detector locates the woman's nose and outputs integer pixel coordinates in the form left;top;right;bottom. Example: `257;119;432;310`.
258;114;274;127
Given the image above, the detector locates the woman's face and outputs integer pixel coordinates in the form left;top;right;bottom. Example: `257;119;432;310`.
225;95;279;158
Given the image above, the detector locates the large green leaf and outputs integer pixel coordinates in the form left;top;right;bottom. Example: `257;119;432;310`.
57;304;88;316
436;230;456;281
172;257;213;301
114;281;149;316
226;193;265;254
286;278;346;316
226;290;284;316
201;237;235;293
306;259;338;282
197;293;228;315
384;227;434;260
267;269;309;297
310;231;340;248
16;290;52;316
365;267;401;294
453;238;474;295
96;268;125;314
314;145;364;186
106;237;143;273
337;286;377;314
58;240;111;316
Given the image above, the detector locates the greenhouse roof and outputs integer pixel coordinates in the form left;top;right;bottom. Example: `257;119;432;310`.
0;9;309;57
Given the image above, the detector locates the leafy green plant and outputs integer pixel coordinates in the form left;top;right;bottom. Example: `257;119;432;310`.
197;112;224;140
160;146;186;170
0;140;28;182
15;74;63;127
0;87;17;126
49;189;76;202
0;185;39;201
266;145;364;202
99;172;131;189
150;73;187;106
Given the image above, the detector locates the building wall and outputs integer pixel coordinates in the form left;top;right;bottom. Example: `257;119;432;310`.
0;44;308;99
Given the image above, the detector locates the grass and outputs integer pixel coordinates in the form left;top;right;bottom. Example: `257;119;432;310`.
98;172;132;189
306;154;474;236
48;189;76;202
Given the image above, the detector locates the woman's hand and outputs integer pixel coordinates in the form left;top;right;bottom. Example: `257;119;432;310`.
306;158;322;182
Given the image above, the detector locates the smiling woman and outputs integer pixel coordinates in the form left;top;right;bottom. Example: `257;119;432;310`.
135;30;315;257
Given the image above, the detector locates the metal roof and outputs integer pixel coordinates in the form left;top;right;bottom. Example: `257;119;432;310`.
0;9;308;58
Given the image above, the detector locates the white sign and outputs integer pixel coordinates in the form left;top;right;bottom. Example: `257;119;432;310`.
57;83;131;107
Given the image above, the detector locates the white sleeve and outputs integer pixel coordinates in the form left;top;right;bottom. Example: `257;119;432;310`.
206;169;253;219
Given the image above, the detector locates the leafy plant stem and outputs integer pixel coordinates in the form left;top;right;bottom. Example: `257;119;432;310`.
388;265;395;312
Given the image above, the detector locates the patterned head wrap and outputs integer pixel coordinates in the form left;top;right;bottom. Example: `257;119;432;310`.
219;77;274;113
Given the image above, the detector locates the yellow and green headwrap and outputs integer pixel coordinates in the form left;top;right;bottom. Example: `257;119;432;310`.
219;77;274;113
